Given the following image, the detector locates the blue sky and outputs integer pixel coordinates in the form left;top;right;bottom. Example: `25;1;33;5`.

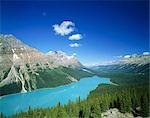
1;0;149;65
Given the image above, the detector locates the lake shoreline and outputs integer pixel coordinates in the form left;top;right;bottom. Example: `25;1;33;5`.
0;76;112;116
0;75;112;98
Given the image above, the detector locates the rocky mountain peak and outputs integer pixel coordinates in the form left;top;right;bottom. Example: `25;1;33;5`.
46;50;82;68
0;34;82;67
0;34;83;95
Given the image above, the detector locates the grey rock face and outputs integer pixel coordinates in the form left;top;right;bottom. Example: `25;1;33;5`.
0;34;83;95
101;108;142;118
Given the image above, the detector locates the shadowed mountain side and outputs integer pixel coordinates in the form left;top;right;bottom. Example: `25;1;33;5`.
0;34;94;96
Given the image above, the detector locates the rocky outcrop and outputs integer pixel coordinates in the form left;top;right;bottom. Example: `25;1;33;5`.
101;108;142;118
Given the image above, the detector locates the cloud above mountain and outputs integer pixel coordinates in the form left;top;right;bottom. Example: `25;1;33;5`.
68;34;82;40
53;20;82;48
53;21;75;36
69;43;81;48
124;55;131;58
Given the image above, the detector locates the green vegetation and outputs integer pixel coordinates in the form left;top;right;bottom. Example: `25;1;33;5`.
7;84;149;118
60;67;94;80
29;67;71;89
0;82;22;96
1;64;149;117
29;66;94;89
91;63;149;86
95;72;149;86
89;84;149;116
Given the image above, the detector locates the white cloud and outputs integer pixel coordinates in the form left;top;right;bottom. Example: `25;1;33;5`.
143;52;149;55
53;21;75;36
69;43;81;48
116;55;123;58
68;34;82;40
124;55;131;58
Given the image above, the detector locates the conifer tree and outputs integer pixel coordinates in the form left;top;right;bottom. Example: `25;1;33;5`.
140;94;149;117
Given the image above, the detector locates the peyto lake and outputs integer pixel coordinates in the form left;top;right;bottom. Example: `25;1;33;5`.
0;76;111;116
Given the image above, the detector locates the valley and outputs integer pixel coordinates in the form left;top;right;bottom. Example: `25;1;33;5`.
0;35;149;118
0;35;94;96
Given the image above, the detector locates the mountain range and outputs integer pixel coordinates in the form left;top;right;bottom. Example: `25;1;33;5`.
0;34;149;96
0;34;93;96
90;54;149;86
90;54;150;74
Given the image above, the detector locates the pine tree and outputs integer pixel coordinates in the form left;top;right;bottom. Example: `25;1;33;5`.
140;94;149;117
56;102;67;118
89;98;101;118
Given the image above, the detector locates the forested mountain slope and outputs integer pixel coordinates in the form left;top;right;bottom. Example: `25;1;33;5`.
90;55;149;85
0;35;93;96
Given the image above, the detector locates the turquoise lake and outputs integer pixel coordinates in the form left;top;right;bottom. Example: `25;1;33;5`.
0;76;111;116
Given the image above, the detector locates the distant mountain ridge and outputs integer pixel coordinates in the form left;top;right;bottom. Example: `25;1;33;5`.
90;54;150;74
89;54;149;86
0;34;92;96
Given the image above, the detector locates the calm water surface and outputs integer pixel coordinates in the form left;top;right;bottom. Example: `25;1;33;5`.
0;76;111;116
